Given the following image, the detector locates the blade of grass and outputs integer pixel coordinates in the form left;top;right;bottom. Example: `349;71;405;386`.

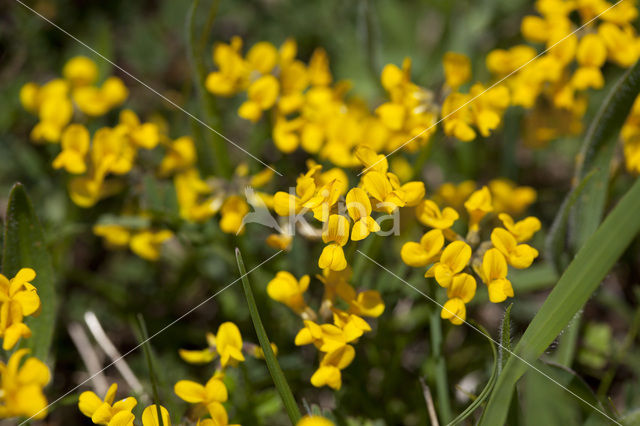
480;177;640;426
3;183;57;362
430;291;452;424
499;304;513;374
235;248;302;424
136;314;165;426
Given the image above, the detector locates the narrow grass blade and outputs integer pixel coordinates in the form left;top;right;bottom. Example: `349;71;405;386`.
235;248;302;424
137;314;165;426
480;177;640;426
447;323;498;426
3;183;57;362
430;300;452;423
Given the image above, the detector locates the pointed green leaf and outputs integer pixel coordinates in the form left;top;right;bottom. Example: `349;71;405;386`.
3;183;57;362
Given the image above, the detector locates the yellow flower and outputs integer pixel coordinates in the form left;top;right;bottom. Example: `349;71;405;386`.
129;230;173;261
426;241;472;288
441;273;476;325
297;415;335;426
491;228;539;269
267;272;310;315
332;310;371;341
0;268;41;350
308;48;332;86
401;229;445;267
376;102;405;131
91;126;136;176
159;136;197;176
215;322;246;367
572;33;606;90
20;82;40;113
119;109;160;150
73;77;128;117
355;145;388;174
441;92;475;142
481;248;514;303
205;37;249;96
361;171;406;213
246;41;278;74
319;215;350;271
486;45;537;76
310;345;355;390
141;405;171;426
31;92;74;143
598;22;639;67
416;200;459;229
464;186;493;231
174;375;228;406
179;332;217;364
52;124;90;174
63;56;99;86
443;52;471;89
273;170;318;216
0;349;50;419
303;180;342;222
266;233;293;251
220;196;250;234
346;188;380;241
488;179;536;215
348;290;385;318
469;83;510;137
198;401;240;426
295;321;348;352
434;180;476;210
93;224;131;248
238;75;280;122
498;213;541;243
78;383;137;426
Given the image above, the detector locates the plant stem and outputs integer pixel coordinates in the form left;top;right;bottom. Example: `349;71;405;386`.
429;289;452;424
235;248;302;424
136;314;165;426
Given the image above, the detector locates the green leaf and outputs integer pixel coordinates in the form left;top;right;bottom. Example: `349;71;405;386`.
545;169;597;272
570;60;640;251
235;248;301;425
2;183;57;362
448;323;498;425
480;176;640;426
137;314;165;426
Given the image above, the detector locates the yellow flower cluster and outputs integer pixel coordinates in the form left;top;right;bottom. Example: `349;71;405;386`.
173;321;280;425
485;0;640;153
402;182;540;324
267;268;384;390
0;269;50;420
20;56;127;143
205;37;459;166
79;382;170;426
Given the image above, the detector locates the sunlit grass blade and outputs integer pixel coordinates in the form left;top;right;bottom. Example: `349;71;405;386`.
3;183;57;362
235;248;302;425
447;323;498;426
498;304;513;374
480;176;640;426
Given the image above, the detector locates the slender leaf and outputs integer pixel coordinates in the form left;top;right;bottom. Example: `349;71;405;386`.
545;169;597;271
480;177;640;426
235;248;301;424
2;183;57;362
447;323;498;426
570;59;640;252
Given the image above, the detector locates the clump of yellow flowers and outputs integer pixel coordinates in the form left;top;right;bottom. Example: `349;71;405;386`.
0;268;51;420
403;181;540;324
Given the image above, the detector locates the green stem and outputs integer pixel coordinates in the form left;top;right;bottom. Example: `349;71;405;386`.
187;0;232;178
235;248;302;424
429;289;452;424
136;314;165;426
